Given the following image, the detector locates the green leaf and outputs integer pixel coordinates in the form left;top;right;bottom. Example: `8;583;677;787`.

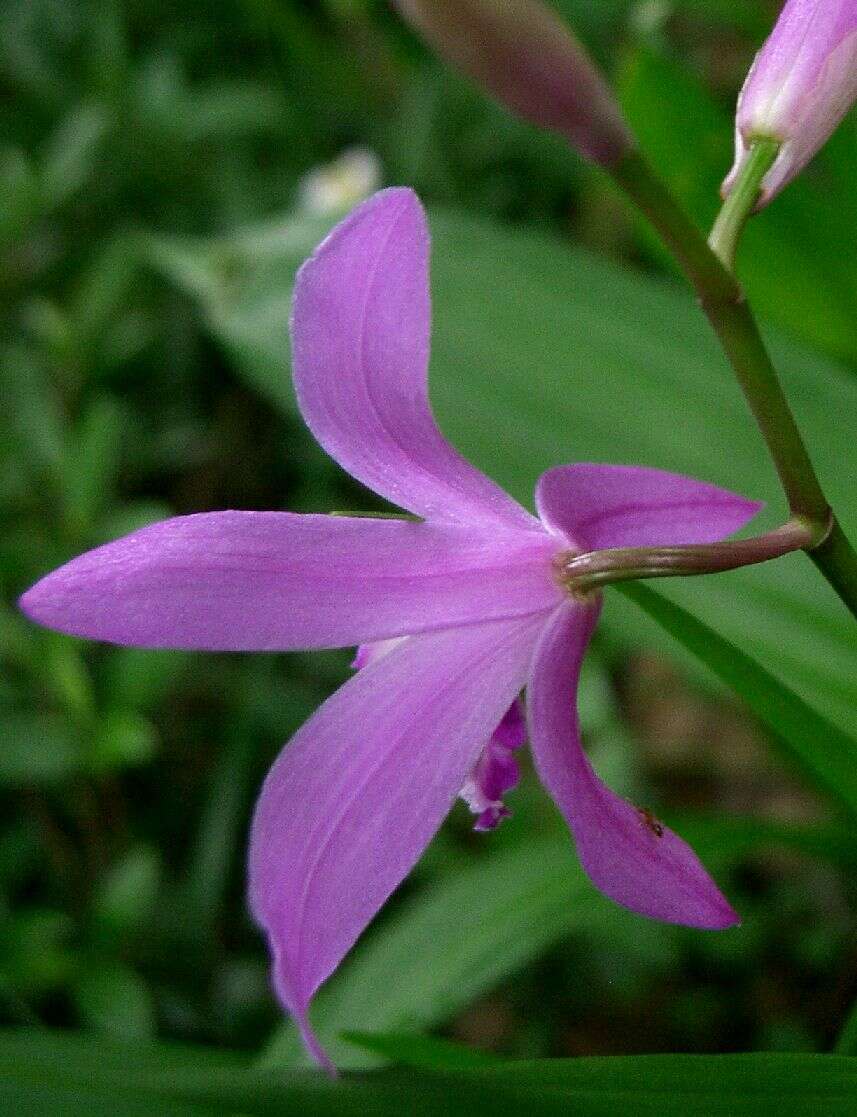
91;844;161;942
667;0;770;34
90;709;158;770
2;910;74;993
616;582;857;820
0;344;65;475
554;1;767;40
179;721;258;943
61;396;124;536
39;103;111;210
151;206;857;742
664;813;857;871
0;1029;243;1117
97;645;188;711
148;217;330;413
0;713;81;786
2;1030;857;1116
73;963;156;1042
342;1029;501;1068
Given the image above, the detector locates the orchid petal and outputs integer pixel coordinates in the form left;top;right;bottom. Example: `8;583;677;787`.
291;187;539;531
536;464;762;551
20;512;560;650
492;697;527;750
528;602;739;930
248;613;547;1064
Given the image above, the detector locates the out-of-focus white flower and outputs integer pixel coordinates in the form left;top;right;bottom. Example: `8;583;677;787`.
298;148;382;216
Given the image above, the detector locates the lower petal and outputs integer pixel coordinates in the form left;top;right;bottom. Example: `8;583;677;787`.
247;612;547;1066
527;602;738;931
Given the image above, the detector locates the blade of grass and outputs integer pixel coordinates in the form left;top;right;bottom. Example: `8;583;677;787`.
616;582;857;818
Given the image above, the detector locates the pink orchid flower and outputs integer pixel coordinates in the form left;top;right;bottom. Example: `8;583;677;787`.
20;189;761;1068
724;0;857;205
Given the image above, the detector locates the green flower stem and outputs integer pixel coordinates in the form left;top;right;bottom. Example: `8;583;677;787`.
808;519;857;615
611;150;825;523
558;518;816;595
708;140;778;271
610;150;857;619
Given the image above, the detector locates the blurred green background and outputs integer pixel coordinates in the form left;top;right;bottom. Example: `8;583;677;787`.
2;0;857;1076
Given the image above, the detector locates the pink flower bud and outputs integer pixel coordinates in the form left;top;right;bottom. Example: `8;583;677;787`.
723;0;857;205
395;0;633;166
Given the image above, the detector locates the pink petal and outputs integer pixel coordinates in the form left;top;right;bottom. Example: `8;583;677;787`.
20;512;559;650
535;464;761;551
248;613;547;1065
527;602;739;930
291;188;539;532
491;697;527;750
458;698;527;832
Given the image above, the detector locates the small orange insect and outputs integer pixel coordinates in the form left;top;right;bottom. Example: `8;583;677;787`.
638;807;664;839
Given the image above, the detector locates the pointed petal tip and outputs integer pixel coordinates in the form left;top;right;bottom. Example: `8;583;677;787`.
371;184;423;211
712;903;742;932
338;184;424;231
587;847;742;932
577;829;743;933
296;1013;337;1077
672;889;741;932
301;185;424;260
18;577;73;638
267;946;337;1075
292;186;426;311
17;584;40;623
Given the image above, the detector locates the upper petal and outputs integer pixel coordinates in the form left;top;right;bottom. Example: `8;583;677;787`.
535;463;761;551
20;512;560;650
528;602;739;930
247;612;547;1066
291;188;539;531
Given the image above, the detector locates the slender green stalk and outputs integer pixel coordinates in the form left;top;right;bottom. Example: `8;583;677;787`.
708;140;778;271
610;150;857;619
809;520;857;615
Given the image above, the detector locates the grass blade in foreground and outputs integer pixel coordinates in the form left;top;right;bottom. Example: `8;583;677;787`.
617;582;857;817
343;1029;502;1068
3;1030;857;1116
